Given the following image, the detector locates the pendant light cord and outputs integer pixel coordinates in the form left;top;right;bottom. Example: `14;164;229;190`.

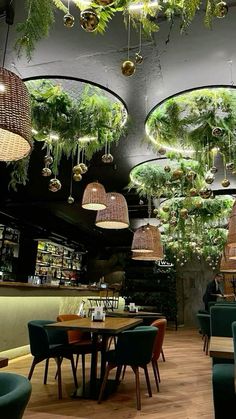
127;15;131;61
2;24;10;68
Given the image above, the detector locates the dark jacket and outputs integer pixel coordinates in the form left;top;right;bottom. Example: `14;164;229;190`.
203;279;223;310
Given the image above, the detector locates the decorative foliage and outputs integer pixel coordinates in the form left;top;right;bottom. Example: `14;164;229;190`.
146;87;236;166
8;79;127;189
15;0;229;59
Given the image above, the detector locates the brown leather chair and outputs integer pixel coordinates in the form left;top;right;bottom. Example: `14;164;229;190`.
150;318;167;391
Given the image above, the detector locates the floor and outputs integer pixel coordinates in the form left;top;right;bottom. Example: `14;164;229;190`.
3;327;214;419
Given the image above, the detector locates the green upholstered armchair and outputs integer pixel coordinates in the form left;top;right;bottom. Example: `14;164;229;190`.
196;313;210;355
0;372;32;419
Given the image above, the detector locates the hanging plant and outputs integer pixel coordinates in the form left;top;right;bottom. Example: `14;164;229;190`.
8;79;127;188
15;0;229;60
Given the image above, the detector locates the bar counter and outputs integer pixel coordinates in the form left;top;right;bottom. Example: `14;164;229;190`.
0;281;123;360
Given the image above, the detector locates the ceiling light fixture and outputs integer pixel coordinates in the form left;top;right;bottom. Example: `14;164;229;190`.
95;192;129;229
132;224;163;260
82;181;107;210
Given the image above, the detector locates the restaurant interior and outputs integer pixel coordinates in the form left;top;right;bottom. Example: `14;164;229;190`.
1;0;236;418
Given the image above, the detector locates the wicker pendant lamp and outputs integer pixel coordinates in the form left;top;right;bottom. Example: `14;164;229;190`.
227;201;236;248
0;67;32;161
132;224;163;260
95;192;129;229
82;182;107;210
131;224;154;253
228;247;236;260
220;245;236;272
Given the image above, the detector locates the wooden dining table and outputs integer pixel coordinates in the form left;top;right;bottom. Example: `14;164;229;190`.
46;316;143;399
209;336;234;360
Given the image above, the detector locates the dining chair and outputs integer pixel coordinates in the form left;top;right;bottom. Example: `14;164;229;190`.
196;313;210;355
27;320;78;399
0;372;32;419
98;326;157;410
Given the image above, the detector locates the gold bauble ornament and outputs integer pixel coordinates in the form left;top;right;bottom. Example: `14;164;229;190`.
102;153;114;163
63;13;75;27
186;170;196;181
171;211;177;217
215;1;228;18
210;166;218;174
170;217;177;227
67;195;75;204
44;155;53;165
135;52;143;65
199;187;212;199
180;208;188;219
94;0;114;5
42;167;52;177
73;173;82;182
158;147;166;155
72;165;82;174
121;60;136;77
226;162;234;171
205;173;215;184
212;126;224;137
221;178;230;187
164;165;171;172
162;205;170;213
48;178;61;192
78;163;88;174
80;9;99;32
172;169;184;180
190;187;197;197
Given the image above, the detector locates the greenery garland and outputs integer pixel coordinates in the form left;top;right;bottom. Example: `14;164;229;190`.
15;0;228;60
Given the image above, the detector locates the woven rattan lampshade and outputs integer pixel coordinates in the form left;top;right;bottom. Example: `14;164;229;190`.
132;225;164;260
220;245;236;272
131;224;154;253
95;192;129;229
227;201;236;248
82;182;107;210
0;67;31;161
228;247;236;260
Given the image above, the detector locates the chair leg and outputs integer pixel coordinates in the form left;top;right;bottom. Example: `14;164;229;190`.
55;357;62;400
155;359;161;382
203;335;206;352
98;364;113;403
44;358;49;384
82;353;85;393
151;359;160;392
115;365;123;383
161;348;165;362
205;336;209;355
143;365;152;397
121;365;126;380
75;353;80;372
28;358;37;381
70;355;78;389
132;366;141;411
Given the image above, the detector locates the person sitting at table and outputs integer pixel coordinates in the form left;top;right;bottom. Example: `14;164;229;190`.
203;273;224;311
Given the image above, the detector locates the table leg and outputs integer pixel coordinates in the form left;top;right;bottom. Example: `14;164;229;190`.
100;335;109;381
89;332;98;397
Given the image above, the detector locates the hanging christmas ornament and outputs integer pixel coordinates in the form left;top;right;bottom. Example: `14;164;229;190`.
171;211;177;217
205;173;215;184
135;52;143;65
44;155;53;166
63;13;75;27
121;60;136;77
180;208;188;219
215;1;228;18
164;165;171;172
172;169;184;180
78;162;88;174
190;187;198;197
102;153;114;163
67;195;74;204
80;9;99;32
162;205;169;213
199;187;212;199
49;178;61;192
72;165;82;174
226;162;234;171
73;173;82;182
210;166;218;174
158;147;166;155
186;170;196;181
42;167;52;177
221;178;230;187
212;127;224;137
170;217;177;227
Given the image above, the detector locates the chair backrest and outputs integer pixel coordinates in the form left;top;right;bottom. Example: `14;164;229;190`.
196;313;210;337
28;320;68;357
210;306;236;337
0;372;32;419
151;318;167;361
115;326;157;366
57;314;90;343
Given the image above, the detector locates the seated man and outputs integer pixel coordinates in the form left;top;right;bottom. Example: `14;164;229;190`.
203;273;224;311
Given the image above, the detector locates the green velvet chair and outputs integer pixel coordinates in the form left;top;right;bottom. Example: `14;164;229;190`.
210;305;236;364
196;313;210;354
212;321;236;419
28;320;78;399
0;372;32;419
98;326;157;410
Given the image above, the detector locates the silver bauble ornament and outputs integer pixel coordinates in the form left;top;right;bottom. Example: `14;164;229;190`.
72;165;82;174
48;178;61;192
210;166;218;174
186;170;196;181
42;167;52;177
158;147;166;155
67;195;75;204
78;163;88;174
121;60;136;77
199;187;212;199
135;52;143;65
63;13;75;27
73;173;82;182
44;155;53;165
102;153;114;164
171;211;177;217
226;162;234;171
221;178;230;187
80;9;99;32
190;187;197;197
205;173;215;184
215;1;228;18
170;217;177;227
212;127;224;137
164;165;171;172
